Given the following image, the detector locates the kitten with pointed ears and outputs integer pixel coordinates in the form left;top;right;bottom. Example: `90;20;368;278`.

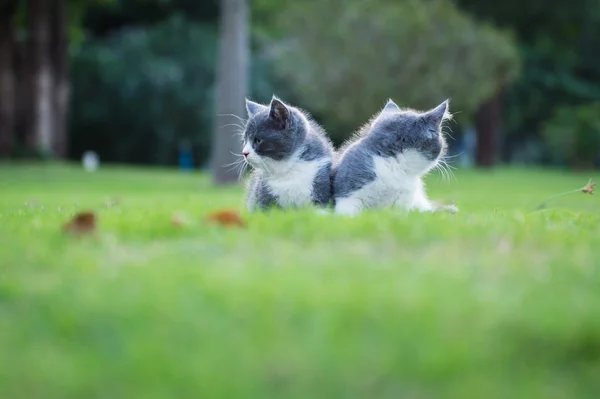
242;96;334;212
332;99;458;216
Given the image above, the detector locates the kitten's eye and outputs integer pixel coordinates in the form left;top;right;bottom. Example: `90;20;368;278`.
254;138;262;145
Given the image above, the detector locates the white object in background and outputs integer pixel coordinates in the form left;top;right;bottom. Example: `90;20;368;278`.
460;127;476;168
82;151;99;172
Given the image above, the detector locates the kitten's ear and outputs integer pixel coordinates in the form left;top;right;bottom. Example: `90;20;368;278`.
383;99;400;112
269;96;290;129
245;99;265;117
423;99;451;127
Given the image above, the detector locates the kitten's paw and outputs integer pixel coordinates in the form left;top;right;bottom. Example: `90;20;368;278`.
314;208;332;216
334;197;363;217
439;204;459;214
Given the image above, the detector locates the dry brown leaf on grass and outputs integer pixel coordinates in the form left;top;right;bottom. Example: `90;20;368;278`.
171;212;193;228
582;181;595;195
534;179;596;210
171;215;186;227
63;211;97;236
205;209;246;228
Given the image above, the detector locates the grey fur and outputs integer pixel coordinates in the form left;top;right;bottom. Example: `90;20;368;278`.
246;174;277;210
333;99;450;201
332;146;377;199
311;163;333;206
243;96;334;211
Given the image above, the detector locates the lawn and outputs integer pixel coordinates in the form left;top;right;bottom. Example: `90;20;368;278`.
1;163;600;398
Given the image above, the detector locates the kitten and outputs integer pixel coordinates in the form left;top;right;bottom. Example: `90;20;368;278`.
332;99;458;216
242;96;334;212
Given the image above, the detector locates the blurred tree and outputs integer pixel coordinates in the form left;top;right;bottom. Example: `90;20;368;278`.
0;1;17;157
81;0;219;36
29;0;55;157
51;0;69;158
0;0;113;159
258;0;520;167
455;0;600;164
69;16;219;165
542;102;600;169
475;93;502;167
69;5;279;167
211;0;249;184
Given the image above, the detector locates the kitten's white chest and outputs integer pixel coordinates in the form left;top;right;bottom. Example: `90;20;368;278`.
365;154;420;207
266;158;328;208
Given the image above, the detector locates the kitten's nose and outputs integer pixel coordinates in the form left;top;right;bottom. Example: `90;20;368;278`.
243;151;249;157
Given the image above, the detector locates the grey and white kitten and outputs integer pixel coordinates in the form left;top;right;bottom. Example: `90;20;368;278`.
242;96;334;211
333;99;458;216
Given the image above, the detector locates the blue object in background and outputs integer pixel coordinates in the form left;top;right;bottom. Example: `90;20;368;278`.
179;141;194;172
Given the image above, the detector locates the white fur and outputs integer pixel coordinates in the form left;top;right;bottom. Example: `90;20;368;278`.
335;149;436;216
246;147;329;209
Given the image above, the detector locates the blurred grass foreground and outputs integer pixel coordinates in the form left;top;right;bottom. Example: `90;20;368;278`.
1;164;600;398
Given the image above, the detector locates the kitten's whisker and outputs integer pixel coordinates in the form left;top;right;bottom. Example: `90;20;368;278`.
216;113;247;124
225;158;250;175
225;164;242;174
222;158;244;168
436;159;453;183
442;128;455;140
436;163;448;183
229;150;245;158
225;164;242;173
441;157;458;170
238;162;249;181
223;160;245;172
443;152;462;160
439;159;457;182
220;123;245;130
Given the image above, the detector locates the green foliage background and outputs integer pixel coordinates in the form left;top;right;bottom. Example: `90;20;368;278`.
64;0;600;166
257;0;520;142
542;102;600;168
70;15;218;165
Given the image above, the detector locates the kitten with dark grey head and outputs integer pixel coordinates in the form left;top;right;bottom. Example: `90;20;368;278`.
242;95;334;211
333;99;458;216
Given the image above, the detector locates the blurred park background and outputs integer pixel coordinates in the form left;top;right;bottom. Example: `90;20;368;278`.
3;2;600;396
0;0;599;182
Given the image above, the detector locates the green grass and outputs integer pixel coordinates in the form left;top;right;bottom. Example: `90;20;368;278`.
1;163;600;398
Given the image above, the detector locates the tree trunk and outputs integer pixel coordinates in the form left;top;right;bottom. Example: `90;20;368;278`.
0;4;16;157
29;0;55;157
50;0;69;158
475;92;502;168
211;0;249;184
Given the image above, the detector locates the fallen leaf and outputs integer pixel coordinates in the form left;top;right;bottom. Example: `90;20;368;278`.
63;211;97;235
582;180;595;195
171;212;191;227
205;209;246;228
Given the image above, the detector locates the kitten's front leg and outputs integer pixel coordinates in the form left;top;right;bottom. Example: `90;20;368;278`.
435;203;459;214
334;196;364;217
410;185;435;213
411;188;459;214
246;174;260;212
412;195;458;214
311;162;334;208
247;175;277;212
